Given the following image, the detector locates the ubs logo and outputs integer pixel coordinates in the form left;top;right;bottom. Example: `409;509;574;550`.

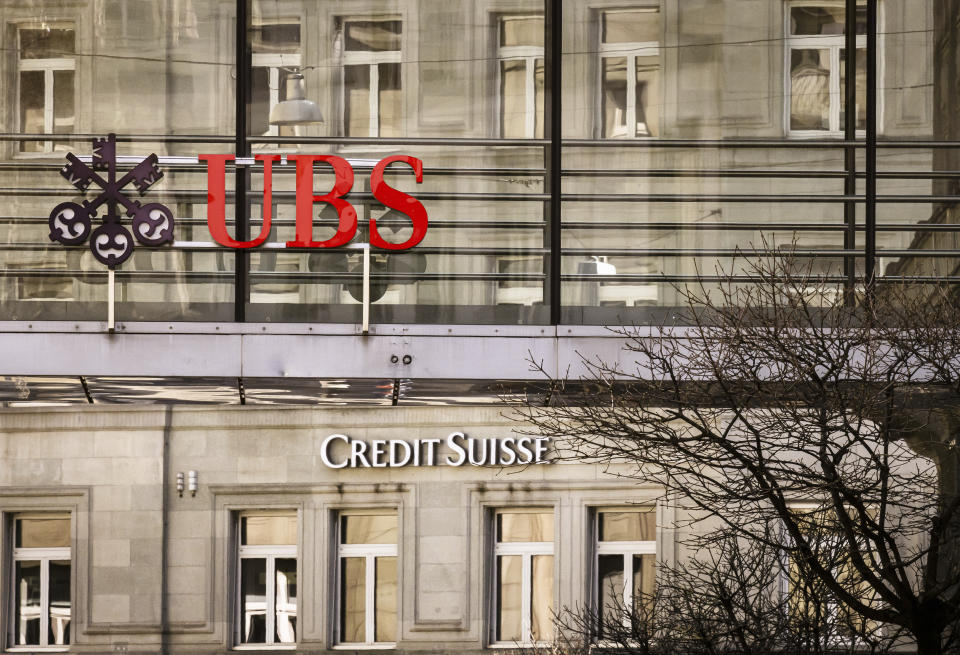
49;133;173;268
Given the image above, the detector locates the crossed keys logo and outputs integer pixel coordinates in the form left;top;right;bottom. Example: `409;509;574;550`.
48;133;174;268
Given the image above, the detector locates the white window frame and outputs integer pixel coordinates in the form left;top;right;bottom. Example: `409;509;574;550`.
593;509;656;634
234;514;298;649
334;512;398;648
597;8;660;139
496;15;543;139
8;514;71;652
338;18;402;138
490;508;555;647
16;24;76;154
784;0;870;137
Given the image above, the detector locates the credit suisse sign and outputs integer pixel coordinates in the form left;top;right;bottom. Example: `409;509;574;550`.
49;134;427;268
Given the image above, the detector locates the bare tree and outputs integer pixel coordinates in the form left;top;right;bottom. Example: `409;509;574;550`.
517;253;960;655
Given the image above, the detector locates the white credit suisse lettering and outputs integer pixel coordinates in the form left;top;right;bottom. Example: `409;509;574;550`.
319;432;552;468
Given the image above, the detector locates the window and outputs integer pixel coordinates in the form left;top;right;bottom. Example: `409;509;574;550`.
17;26;75;153
236;513;298;647
9;514;71;649
336;513;398;645
492;510;554;645
251;19;302;139
598;8;661;138
594;509;655;638
498;15;544;139
99;0;160;42
786;2;866;134
338;18;402;137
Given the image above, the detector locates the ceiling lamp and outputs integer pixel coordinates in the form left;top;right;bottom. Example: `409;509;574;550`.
269;69;323;126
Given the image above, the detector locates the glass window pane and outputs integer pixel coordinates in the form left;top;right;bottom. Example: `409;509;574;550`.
602;57;627;138
497;555;522;642
500;60;526;138
275;558;297;644
253;23;300;54
636;56;659;137
498;512;554;542
341;557;366;642
379;62;402;138
342;514;398;545
534;58;544;139
375;556;397;642
19;70;44;149
53;70;75;135
14;561;41;646
790;5;866;35
19;28;75;58
632;554;656;616
250;67;271;136
599;511;655;542
241;515;296;546
531;555;554;642
597;555;624;636
49;560;71;646
345;21;402;52
602;10;659;44
345;65;371;137
240;559;267;644
17;517;70;548
790;49;830;130
501;16;543;47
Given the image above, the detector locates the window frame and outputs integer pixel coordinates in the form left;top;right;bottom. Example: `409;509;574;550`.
337;17;403;138
596;7;661;139
495;14;544;139
334;510;399;649
234;512;299;650
7;513;71;652
784;0;872;137
490;507;555;647
592;508;657;639
15;23;76;154
250;16;303;141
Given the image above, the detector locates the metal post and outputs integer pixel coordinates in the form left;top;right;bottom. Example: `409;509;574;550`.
865;0;878;299
545;0;562;325
843;0;858;305
107;268;115;331
362;243;371;335
234;0;250;322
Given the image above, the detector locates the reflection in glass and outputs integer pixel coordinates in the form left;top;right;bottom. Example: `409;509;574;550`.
345;64;372;137
498;512;554;542
49;561;71;646
240;558;267;644
275;558;297;643
19;70;44;146
342;514;398;545
15;561;41;646
17;517;71;548
341;557;366;643
790;49;830;131
497;555;522;642
602;57;627;137
375;557;398;642
790;5;866;35
242;515;297;546
498;15;544;139
598;554;623;635
839;48;866;131
599;511;655;542
531;555;554;641
633;554;655;616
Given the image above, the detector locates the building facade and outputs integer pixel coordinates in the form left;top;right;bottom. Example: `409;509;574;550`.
0;0;956;652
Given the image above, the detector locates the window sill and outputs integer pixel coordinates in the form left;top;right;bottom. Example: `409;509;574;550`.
232;645;297;651
332;643;396;650
8;648;69;652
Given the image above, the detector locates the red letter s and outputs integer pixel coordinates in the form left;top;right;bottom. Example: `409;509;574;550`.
369;156;427;251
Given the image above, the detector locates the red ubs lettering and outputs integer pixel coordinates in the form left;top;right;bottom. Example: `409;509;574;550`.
199;154;427;250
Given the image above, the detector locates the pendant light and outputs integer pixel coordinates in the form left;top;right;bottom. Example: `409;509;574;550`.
269;68;323;126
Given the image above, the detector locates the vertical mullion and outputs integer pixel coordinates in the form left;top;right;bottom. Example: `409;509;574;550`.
843;0;858;305
864;0;877;297
40;558;49;647
370;64;380;138
265;555;276;645
521;552;531;642
545;0;562;326
235;0;250;322
366;554;376;644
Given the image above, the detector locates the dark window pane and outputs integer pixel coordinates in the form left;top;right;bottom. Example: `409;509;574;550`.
275;558;297;643
19;28;75;58
379;62;402;138
49;560;71;646
497;555;522;641
345;21;401;51
19;70;44;150
15;561;41;646
598;555;624;637
840;48;867;131
239;558;267;644
53;70;74;135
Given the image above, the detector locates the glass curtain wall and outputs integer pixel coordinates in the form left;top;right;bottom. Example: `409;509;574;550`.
0;0;951;325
